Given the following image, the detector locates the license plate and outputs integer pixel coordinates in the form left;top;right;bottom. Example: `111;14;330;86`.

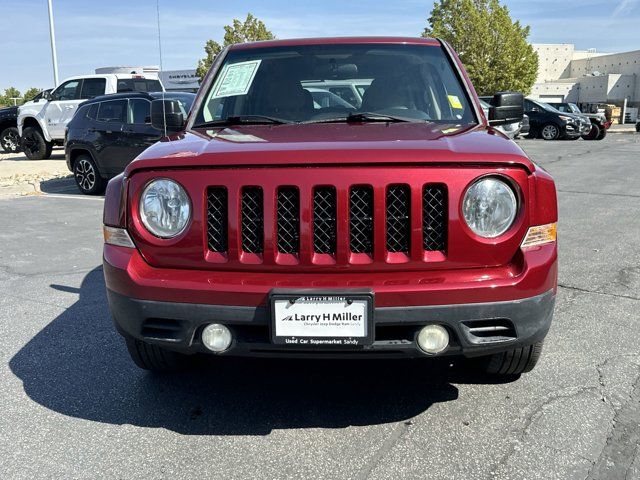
271;292;373;346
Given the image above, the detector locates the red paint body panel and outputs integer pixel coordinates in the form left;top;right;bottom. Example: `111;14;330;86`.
104;243;557;308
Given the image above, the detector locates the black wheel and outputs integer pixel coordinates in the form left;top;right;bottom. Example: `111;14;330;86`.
525;127;538;139
636;123;640;133
0;127;21;153
596;128;607;140
484;342;544;375
582;124;600;141
540;123;560;141
21;126;53;160
73;154;106;195
124;335;191;372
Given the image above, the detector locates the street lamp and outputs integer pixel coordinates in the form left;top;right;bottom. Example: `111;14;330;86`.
47;0;59;86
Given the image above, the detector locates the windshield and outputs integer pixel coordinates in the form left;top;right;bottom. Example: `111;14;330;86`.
195;43;475;125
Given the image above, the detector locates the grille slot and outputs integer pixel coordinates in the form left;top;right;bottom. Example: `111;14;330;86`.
207;187;228;252
350;186;374;254
386;185;411;253
241;187;264;253
313;187;337;254
423;185;447;251
277;187;300;254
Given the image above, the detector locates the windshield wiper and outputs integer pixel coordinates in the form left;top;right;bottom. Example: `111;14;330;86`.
194;115;295;127
302;112;424;124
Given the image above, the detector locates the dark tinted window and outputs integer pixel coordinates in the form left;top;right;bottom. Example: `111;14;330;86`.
127;99;151;124
51;80;80;101
117;79;163;93
97;100;127;122
87;103;99;119
80;78;106;99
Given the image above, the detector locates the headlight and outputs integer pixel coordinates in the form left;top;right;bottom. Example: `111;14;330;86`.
462;177;517;238
558;115;573;122
139;178;191;238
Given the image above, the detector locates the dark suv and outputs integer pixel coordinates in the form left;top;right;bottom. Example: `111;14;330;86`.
65;92;194;194
547;102;610;140
524;98;590;140
0;105;20;153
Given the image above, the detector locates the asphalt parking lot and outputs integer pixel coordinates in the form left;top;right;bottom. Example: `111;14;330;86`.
0;135;639;480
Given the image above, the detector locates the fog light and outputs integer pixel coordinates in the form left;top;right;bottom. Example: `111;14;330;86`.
417;325;449;354
202;324;232;352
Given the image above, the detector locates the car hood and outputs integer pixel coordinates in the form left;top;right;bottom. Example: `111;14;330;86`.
128;122;537;174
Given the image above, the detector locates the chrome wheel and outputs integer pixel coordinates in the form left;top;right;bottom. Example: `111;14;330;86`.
1;128;20;152
541;124;559;140
75;158;96;192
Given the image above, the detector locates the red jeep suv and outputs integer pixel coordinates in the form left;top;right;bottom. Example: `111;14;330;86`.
103;37;557;376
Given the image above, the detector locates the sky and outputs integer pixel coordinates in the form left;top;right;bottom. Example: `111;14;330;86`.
2;0;639;92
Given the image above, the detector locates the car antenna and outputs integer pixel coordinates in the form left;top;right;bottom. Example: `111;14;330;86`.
156;0;167;138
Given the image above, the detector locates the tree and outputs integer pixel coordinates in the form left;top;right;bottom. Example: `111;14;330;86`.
0;87;22;107
422;0;538;95
22;87;41;103
196;13;275;80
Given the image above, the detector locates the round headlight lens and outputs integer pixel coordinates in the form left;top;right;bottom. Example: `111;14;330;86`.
463;177;517;238
139;179;191;238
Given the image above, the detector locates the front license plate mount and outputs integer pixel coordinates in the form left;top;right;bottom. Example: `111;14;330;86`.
269;289;374;347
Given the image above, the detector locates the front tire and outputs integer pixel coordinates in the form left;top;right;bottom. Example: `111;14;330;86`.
582;124;600;141
21;126;53;159
73;154;105;195
124;335;191;372
596;128;607;140
484;342;544;375
0;126;21;153
541;123;560;141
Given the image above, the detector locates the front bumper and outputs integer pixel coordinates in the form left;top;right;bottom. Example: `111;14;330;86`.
108;288;555;358
104;243;557;359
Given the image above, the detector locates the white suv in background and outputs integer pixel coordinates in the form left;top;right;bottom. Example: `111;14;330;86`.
18;74;164;159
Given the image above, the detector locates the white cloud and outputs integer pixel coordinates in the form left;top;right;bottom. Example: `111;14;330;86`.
611;0;639;17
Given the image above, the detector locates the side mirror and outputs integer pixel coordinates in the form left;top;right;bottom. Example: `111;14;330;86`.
488;92;524;125
151;99;184;133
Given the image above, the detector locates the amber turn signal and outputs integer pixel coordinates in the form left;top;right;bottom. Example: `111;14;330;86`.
103;226;135;248
520;223;557;249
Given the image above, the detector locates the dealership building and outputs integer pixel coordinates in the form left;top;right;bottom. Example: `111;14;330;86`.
530;44;640;121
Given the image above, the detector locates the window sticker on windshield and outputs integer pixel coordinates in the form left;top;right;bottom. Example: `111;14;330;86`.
447;95;463;109
212;60;262;98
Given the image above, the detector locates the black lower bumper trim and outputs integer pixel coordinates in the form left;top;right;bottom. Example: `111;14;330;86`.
107;289;555;358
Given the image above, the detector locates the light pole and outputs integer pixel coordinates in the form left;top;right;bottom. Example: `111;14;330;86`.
47;0;59;86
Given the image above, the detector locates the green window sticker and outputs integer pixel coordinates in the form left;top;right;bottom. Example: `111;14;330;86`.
212;60;262;98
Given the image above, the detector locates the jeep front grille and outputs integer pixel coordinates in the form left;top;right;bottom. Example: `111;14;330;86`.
386;185;411;253
423;185;447;251
350;186;374;254
207;182;447;263
277;187;300;254
241;187;263;254
206;187;228;252
313;187;337;254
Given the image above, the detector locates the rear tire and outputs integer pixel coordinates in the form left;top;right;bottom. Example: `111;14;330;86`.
0;126;21;153
541;123;560;140
124;335;191;372
484;342;544;375
582;124;600;141
21;126;53;160
73;154;106;195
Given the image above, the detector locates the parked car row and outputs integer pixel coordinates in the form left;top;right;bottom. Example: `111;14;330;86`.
17;73;163;160
523;99;603;141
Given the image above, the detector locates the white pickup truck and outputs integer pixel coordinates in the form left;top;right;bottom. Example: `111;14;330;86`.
18;74;163;159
